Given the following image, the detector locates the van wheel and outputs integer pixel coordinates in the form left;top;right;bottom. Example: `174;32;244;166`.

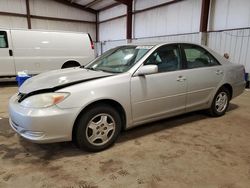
62;61;80;69
74;105;122;151
208;87;230;117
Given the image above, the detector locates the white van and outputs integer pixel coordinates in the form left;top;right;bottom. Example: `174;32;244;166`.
0;29;95;77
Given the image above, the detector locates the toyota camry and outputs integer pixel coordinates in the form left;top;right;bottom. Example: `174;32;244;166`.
9;43;246;151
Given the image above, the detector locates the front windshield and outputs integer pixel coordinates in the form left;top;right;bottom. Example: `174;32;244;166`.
85;45;152;73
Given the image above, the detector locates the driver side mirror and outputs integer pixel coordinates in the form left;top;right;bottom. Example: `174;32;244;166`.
134;65;158;76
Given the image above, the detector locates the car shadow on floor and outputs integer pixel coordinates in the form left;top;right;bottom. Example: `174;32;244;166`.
118;103;238;143
0;79;17;87
0;103;239;163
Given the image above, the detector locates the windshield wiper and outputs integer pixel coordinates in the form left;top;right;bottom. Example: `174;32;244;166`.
84;67;96;71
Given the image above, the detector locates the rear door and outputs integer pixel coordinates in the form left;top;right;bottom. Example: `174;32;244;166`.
181;44;224;112
0;30;15;76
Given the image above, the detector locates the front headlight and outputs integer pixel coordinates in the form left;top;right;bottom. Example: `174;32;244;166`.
20;92;70;108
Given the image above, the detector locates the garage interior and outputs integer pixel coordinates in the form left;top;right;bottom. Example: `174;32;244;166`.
0;0;250;187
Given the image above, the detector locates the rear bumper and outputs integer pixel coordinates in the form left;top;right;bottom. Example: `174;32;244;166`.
9;94;80;143
232;81;246;99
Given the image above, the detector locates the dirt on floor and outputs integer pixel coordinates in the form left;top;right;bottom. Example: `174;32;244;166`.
0;81;250;188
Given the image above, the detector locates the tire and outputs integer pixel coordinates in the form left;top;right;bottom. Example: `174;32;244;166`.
208;87;230;117
62;61;80;69
74;104;122;151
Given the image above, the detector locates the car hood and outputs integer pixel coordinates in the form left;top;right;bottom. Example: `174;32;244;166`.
19;67;113;94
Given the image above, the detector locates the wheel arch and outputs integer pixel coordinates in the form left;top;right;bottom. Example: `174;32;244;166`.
61;60;81;69
72;99;127;141
221;83;233;100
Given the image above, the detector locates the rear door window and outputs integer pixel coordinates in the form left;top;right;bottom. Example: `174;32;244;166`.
182;44;220;69
0;31;8;48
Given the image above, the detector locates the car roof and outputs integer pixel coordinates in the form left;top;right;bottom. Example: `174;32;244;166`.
122;42;204;48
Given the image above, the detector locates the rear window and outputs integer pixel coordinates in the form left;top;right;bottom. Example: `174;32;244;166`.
0;31;8;48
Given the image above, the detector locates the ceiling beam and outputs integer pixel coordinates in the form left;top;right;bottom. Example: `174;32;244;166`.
114;0;132;6
25;0;31;29
126;1;132;40
54;0;97;14
200;0;211;32
97;2;121;11
85;0;102;8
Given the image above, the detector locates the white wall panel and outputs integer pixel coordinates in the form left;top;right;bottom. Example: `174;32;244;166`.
209;0;250;31
99;4;126;22
0;15;27;29
91;0;115;10
135;0;173;10
31;19;96;40
134;0;201;38
0;0;26;14
29;0;95;22
207;29;250;72
99;17;126;41
132;33;201;44
101;40;127;53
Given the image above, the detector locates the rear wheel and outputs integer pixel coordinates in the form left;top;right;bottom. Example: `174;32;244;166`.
209;87;230;117
74;105;122;151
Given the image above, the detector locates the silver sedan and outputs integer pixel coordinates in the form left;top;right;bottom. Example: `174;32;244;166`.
9;43;246;151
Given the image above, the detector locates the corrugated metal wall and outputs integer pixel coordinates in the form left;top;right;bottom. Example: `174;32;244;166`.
97;0;250;73
0;0;96;40
97;0;202;55
207;0;250;72
207;29;250;73
98;4;126;41
0;0;27;28
133;0;201;38
208;0;250;31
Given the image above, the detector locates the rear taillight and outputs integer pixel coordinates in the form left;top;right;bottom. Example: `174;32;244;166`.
88;33;94;50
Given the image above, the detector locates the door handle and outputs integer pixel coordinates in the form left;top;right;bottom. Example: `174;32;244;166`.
177;76;186;82
215;70;223;75
9;49;13;56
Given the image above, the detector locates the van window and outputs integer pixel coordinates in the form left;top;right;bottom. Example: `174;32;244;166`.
0;31;8;48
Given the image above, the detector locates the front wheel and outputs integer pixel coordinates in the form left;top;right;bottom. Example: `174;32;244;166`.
74;105;122;151
209;87;230;117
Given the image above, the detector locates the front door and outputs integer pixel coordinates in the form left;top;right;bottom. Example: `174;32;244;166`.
131;44;187;123
0;30;15;76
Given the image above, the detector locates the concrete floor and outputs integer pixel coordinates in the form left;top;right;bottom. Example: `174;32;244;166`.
0;81;250;188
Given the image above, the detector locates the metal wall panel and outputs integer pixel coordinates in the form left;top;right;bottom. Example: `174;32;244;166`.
98;40;127;55
0;0;96;40
207;29;250;72
134;0;201;38
0;0;26;14
91;0;115;10
209;0;250;31
99;17;126;41
31;19;96;40
132;33;201;44
0;15;27;29
99;4;126;22
134;0;173;10
29;0;95;22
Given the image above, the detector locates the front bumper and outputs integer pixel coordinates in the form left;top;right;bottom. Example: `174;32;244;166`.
9;94;80;143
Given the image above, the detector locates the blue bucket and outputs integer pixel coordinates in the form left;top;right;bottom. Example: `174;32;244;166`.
16;75;31;87
245;73;248;81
